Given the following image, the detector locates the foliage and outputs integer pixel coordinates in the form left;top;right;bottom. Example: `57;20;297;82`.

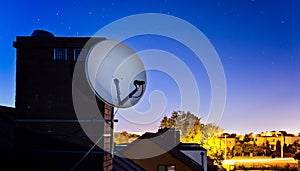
114;131;140;144
265;140;272;156
159;110;225;163
202;133;225;164
232;143;243;156
160;111;202;143
253;146;265;156
286;140;300;154
276;140;281;153
242;142;254;156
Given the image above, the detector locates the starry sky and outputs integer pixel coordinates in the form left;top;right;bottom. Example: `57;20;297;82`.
0;0;300;134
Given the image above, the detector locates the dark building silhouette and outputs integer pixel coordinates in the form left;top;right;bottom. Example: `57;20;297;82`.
115;128;206;171
0;106;15;160
10;30;113;171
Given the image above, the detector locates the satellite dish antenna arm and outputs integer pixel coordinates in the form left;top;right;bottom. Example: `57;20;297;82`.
118;80;145;106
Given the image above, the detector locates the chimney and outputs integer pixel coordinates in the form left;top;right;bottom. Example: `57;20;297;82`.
157;127;180;147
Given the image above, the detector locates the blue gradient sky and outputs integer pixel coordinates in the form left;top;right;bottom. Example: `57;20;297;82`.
1;0;300;133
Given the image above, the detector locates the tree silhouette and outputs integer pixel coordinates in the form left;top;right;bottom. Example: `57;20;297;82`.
276;140;281;153
266;140;272;156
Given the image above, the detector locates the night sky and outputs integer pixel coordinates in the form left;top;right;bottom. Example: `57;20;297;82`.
1;0;300;134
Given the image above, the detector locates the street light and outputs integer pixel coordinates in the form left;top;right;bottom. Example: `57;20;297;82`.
225;134;227;160
281;134;284;158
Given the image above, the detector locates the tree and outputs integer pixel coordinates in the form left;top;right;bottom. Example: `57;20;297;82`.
200;124;224;161
114;131;140;144
200;124;222;145
211;150;224;165
159;111;225;164
253;146;265;156
160;116;169;128
266;140;272;156
287;144;297;154
292;140;300;153
159;111;178;129
242;142;254;156
201;134;225;164
159;111;202;143
283;143;288;153
276;140;281;153
232;143;243;156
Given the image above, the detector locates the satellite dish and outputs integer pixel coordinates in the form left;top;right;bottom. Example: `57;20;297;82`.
86;40;146;108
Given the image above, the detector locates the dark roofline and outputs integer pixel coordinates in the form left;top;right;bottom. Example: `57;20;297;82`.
116;142;204;171
0;105;15;113
125;131;205;171
13;36;106;48
113;156;145;171
178;143;207;151
138;132;158;139
31;30;54;37
0;105;16;125
0;105;15;132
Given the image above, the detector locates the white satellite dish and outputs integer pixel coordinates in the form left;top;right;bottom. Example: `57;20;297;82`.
85;40;146;108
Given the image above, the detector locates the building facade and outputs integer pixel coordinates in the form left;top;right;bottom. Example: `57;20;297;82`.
12;30;113;171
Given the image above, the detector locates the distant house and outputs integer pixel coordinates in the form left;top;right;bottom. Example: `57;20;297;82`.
115;128;207;171
218;134;237;152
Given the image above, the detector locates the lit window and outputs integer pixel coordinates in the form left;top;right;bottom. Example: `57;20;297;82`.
158;165;176;171
167;165;176;171
74;48;86;61
54;48;67;61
